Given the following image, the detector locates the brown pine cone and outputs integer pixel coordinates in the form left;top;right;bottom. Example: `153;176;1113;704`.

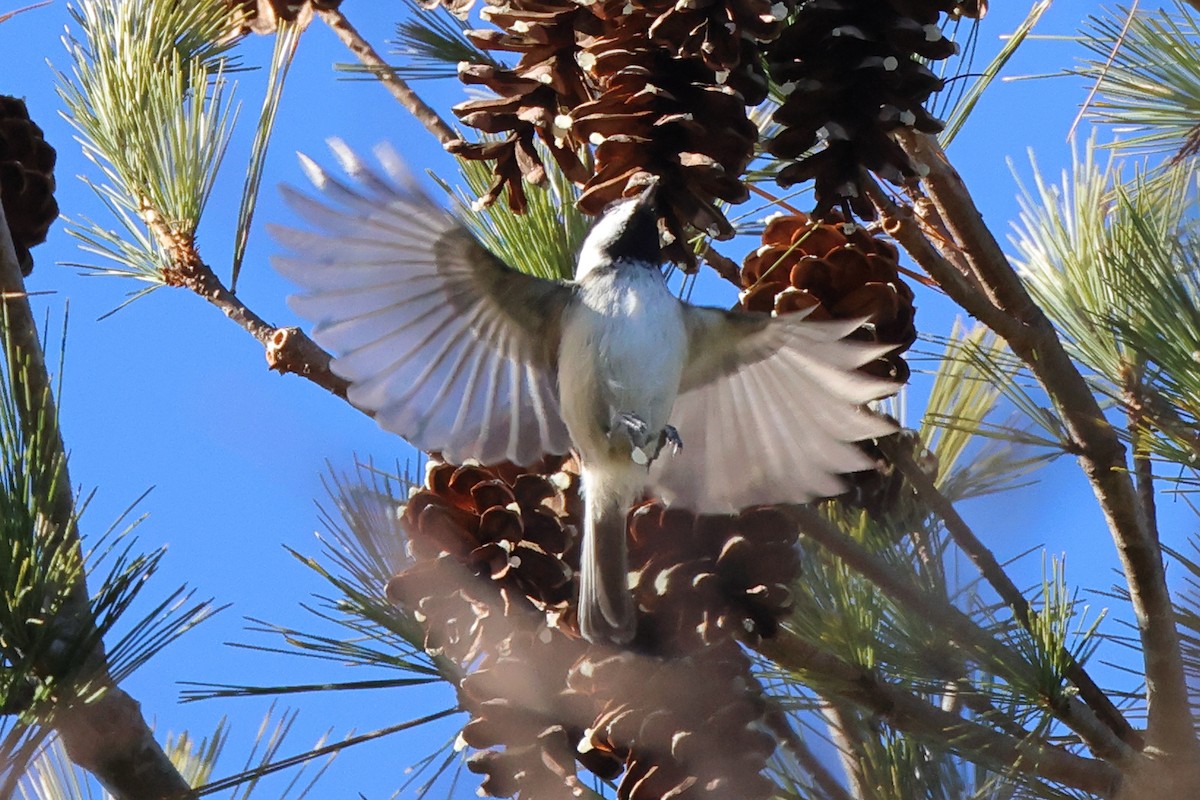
569;643;777;800
739;212;915;382
225;0;342;35
461;621;620;800
628;503;799;652
451;0;760;270
399;457;582;611
766;0;986;220
0;96;57;277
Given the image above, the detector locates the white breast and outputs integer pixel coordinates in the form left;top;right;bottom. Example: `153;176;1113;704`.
558;263;688;462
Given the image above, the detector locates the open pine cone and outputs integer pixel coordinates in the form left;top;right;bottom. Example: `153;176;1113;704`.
225;0;342;35
766;0;987;219
0;96;57;277
385;456;797;799
740;212;915;381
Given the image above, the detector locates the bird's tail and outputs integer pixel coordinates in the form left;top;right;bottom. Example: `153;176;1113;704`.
579;468;637;644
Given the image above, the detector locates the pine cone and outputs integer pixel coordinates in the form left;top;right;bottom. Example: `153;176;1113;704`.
399;458;581;611
572;34;756;266
0;97;57;277
766;0;986;220
645;0;788;104
570;643;777;800
739;212;915;381
628;504;800;652
452;0;760;269
461;622;620;800
226;0;341;35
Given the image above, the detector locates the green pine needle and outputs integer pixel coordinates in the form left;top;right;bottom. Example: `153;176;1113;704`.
1074;2;1200;159
439;151;587;282
56;0;239;285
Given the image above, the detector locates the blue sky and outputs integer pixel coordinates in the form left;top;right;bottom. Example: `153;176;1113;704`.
0;1;1166;797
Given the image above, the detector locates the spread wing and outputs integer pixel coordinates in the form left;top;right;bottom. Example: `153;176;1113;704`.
270;140;575;466
648;307;898;513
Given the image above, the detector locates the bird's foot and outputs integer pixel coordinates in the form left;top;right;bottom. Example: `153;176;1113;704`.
610;411;652;448
658;425;683;457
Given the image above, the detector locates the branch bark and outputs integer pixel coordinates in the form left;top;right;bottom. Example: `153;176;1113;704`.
895;129;1194;759
317;7;457;146
154;229;351;401
0;204;192;796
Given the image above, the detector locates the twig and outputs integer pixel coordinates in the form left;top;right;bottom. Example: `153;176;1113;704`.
896;129;1194;759
865;177;1008;332
316;7;457;146
0;203;192;796
758;629;1122;796
883;438;1142;750
152;227;351;400
789;506;1137;766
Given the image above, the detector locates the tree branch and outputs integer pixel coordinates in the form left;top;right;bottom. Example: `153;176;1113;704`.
153;228;351;400
789;506;1136;766
896;129;1194;759
0;203;192;797
883;438;1141;749
758;629;1122;796
316;7;457;146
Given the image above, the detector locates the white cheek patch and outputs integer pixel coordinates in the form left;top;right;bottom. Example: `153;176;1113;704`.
576;198;640;278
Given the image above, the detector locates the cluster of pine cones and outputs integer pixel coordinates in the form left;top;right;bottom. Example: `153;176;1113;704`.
449;0;985;266
388;457;791;800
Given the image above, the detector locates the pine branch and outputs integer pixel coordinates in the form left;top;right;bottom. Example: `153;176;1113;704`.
883;437;1141;750
895;128;1194;761
757;630;1121;796
789;506;1135;765
316;6;456;145
151;225;350;400
0;200;191;796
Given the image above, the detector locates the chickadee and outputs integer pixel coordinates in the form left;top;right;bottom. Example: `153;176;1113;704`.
272;140;898;645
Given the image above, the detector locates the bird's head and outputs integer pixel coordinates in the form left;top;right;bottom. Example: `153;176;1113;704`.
575;179;662;279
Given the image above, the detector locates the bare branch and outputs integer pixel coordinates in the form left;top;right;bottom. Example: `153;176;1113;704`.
896;129;1194;758
0;202;192;797
153;227;351;401
317;7;457;146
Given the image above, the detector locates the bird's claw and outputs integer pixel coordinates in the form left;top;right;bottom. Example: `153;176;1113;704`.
659;425;682;456
610;413;682;467
611;411;652;448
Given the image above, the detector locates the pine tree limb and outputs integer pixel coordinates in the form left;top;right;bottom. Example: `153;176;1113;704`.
757;631;1122;796
883;438;1142;750
317;7;457;146
895;129;1194;760
789;506;1137;766
149;226;351;401
0;200;192;798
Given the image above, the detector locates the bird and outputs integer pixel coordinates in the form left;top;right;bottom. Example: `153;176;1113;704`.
271;139;899;645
